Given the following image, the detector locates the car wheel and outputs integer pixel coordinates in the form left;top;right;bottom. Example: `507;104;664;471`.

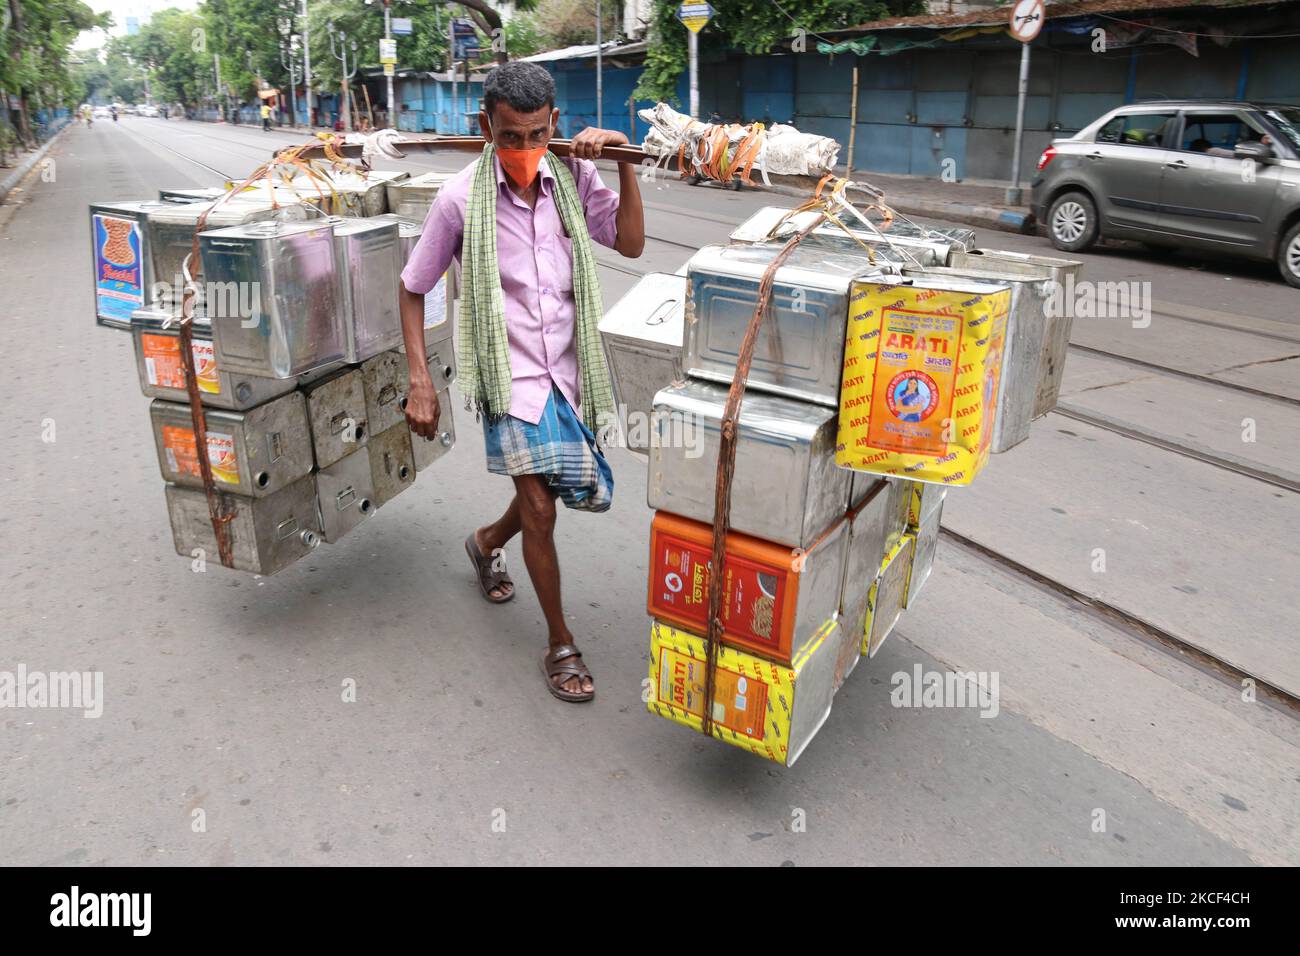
1277;222;1300;289
1047;191;1099;252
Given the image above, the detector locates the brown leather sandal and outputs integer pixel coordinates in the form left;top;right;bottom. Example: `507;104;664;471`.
540;644;595;703
465;533;514;603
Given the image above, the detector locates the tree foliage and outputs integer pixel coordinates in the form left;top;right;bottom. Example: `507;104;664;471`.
631;0;926;104
1;0;110;146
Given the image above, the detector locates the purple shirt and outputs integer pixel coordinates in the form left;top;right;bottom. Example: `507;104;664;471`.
401;154;620;424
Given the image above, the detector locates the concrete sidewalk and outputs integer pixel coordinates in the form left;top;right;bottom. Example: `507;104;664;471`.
0;120;72;205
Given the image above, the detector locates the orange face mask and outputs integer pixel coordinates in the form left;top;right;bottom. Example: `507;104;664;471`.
489;120;552;189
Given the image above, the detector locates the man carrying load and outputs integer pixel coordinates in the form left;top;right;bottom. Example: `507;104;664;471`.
399;61;645;703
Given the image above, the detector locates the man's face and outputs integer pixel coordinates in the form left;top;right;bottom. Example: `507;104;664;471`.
479;101;558;150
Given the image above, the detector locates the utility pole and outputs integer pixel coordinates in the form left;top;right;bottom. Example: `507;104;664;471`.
301;0;313;126
675;5;713;121
1005;0;1043;204
328;22;358;131
281;37;299;127
384;0;394;130
214;52;226;121
596;0;603;129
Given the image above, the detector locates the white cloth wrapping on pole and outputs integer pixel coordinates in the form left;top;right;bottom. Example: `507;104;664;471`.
637;103;841;180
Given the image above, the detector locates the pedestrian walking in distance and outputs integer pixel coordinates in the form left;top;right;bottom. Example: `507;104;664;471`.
260;101;272;131
399;62;645;702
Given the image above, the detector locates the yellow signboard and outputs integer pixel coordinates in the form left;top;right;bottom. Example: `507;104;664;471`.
677;2;713;34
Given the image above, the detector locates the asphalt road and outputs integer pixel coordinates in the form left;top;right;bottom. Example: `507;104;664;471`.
0;117;1294;866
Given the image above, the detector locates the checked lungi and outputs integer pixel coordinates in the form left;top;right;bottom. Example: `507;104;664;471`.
481;385;614;513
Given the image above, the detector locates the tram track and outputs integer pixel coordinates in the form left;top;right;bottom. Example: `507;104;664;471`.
940;527;1300;718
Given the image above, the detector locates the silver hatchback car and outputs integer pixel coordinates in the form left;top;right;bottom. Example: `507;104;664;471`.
1032;101;1300;287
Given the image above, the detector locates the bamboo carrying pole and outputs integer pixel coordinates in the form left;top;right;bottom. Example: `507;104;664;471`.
284;136;887;200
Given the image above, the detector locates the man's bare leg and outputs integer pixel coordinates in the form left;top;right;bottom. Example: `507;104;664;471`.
475;496;521;601
509;474;593;696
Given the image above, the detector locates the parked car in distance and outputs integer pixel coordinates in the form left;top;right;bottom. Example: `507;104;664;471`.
1032;101;1300;287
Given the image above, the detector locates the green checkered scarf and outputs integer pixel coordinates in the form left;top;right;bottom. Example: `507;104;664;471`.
460;143;615;441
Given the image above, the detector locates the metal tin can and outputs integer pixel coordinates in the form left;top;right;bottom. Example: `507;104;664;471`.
647;510;849;666
647;378;849;549
863;535;915;658
426;342;456;391
314;447;377;543
200;220;347;378
164;476;321;575
144;199;284;310
330;217;404;363
373;213;458;355
729;205;974;267
409;387;455;472
685;243;882;408
150;391;314;498
158;186;229;204
385;171;454;222
948;249;1083;419
302;368;370;469
324;169;407;217
840;478;911;647
904;497;944;608
647;617;845;767
88;200;171;329
368;423;418;506
903;265;1051;453
359;350;409;436
130;307;297;410
598;272;686;455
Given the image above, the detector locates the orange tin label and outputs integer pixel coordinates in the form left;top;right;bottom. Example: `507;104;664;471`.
161;425;239;486
193;340;220;394
650;524;789;658
142;334;221;395
646;512;823;664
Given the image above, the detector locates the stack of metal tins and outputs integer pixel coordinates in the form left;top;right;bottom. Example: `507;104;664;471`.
92;182;458;576
603;206;1057;765
623;238;926;767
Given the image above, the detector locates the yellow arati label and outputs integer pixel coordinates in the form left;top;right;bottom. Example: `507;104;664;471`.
837;281;1009;486
647;620;802;765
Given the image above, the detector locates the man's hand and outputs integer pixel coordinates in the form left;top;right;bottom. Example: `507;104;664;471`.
406;381;442;441
570;127;630;161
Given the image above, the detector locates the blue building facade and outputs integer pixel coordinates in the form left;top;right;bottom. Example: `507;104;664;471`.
386;21;1300;183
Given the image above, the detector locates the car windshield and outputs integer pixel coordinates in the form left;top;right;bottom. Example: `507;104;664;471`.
1264;107;1300;152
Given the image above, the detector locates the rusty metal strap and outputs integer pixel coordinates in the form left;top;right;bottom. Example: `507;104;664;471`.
700;214;829;738
178;211;236;568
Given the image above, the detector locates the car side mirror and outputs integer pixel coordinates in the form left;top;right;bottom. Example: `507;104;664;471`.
1233;141;1274;161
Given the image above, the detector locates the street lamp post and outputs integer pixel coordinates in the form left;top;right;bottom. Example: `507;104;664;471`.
328;23;358;131
281;37;300;128
301;0;313;126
